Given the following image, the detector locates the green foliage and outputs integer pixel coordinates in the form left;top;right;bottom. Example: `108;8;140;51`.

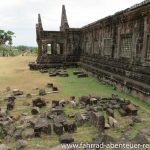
14;45;38;55
0;29;15;56
15;45;28;52
0;45;19;56
0;30;15;45
31;47;38;54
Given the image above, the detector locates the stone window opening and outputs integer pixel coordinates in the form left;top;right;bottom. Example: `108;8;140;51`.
120;35;132;58
47;44;52;54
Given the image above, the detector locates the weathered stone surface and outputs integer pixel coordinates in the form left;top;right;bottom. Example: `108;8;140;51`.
58;71;69;77
48;69;68;77
126;104;138;115
79;96;90;105
22;128;35;138
12;89;23;96
73;71;84;75
105;123;110;129
59;135;74;143
19;116;36;127
31;107;40;115
4;94;16;102
52;87;59;92
51;106;63;115
108;116;119;128
89;111;105;131
132;133;149;144
140;128;150;136
40;112;47;118
75;112;88;126
63;121;77;133
47;111;54;119
77;73;88;78
90;97;97;105
34;118;51;136
92;134;117;144
47;83;53;88
4;124;16;136
0;144;10;150
68;112;75;118
59;99;66;107
33;2;150;101
39;69;48;73
69;100;76;108
106;108;114;118
53;114;66;125
7;101;15;110
53;123;63;135
118;108;127;117
39;89;46;96
16;140;27;150
52;100;59;108
14;129;23;140
32;97;46;108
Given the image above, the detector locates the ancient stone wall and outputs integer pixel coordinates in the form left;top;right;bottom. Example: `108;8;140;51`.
32;0;150;101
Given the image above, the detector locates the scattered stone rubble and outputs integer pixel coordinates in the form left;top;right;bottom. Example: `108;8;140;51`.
39;89;46;96
0;89;149;149
12;89;23;96
59;135;74;143
32;97;46;108
73;70;88;78
49;68;69;77
6;95;16;111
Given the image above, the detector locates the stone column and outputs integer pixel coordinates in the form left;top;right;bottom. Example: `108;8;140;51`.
53;42;57;54
131;21;138;63
92;30;94;55
141;16;148;63
51;42;54;54
116;24;121;58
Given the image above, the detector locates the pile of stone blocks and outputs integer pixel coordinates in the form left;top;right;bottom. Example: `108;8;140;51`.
48;68;69;77
73;70;88;78
32;97;46;108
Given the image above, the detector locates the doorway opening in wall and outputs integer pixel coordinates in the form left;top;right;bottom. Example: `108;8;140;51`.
47;44;52;54
103;38;112;57
57;43;64;54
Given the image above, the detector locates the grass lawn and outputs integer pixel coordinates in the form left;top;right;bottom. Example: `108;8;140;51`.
0;55;150;150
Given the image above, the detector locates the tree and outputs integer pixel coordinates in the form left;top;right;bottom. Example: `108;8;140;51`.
0;30;15;56
0;30;14;45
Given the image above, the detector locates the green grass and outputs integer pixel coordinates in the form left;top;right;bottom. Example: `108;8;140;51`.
56;68;150;113
0;56;150;150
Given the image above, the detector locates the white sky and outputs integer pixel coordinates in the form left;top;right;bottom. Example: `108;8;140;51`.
0;0;144;46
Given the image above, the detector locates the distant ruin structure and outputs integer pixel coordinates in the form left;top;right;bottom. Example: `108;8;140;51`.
30;0;150;101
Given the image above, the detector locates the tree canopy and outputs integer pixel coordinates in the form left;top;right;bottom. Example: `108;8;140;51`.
0;30;15;45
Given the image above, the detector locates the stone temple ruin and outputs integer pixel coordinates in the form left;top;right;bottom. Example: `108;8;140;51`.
29;0;150;101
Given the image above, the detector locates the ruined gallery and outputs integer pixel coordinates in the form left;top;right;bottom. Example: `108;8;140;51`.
30;0;150;101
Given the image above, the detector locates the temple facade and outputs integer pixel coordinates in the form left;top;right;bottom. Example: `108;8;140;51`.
31;0;150;101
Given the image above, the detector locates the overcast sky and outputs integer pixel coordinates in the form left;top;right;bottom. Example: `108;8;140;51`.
0;0;144;46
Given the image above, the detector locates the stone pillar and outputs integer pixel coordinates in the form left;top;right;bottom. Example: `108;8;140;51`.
51;42;54;54
112;24;116;58
53;42;57;54
131;21;138;63
141;16;148;63
92;30;94;55
116;24;121;58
